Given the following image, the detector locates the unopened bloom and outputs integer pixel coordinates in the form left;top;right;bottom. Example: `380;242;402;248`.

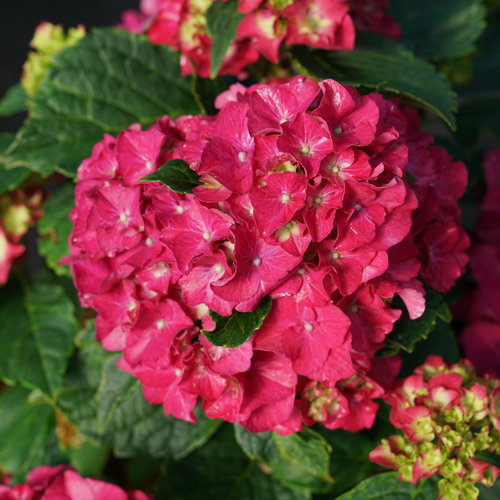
370;356;500;499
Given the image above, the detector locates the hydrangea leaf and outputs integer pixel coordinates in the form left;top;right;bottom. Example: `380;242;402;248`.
0;386;63;483
377;288;451;357
0;133;30;194
336;472;438;499
206;0;243;78
234;426;333;493
38;183;74;277
0;28;200;178
292;33;457;129
478;480;500;500
388;0;486;61
399;320;460;377
0;277;77;397
461;20;500;97
141;159;202;193
317;428;375;497
57;322;222;460
158;425;311;500
0;83;27;116
192;75;230;115
202;296;273;348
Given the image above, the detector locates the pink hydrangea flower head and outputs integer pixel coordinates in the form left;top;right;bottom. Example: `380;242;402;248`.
67;78;468;433
120;0;398;76
0;465;151;500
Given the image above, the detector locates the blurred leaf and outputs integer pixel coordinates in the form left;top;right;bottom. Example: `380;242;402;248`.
478;479;500;500
399;320;460;377
461;19;500;97
65;441;109;478
292;34;457;129
316;428;374;497
206;0;243;78
378;288;451;357
57;323;221;460
203;296;272;348
158;425;310;500
336;472;439;499
0;28;200;178
0;277;77;397
0;133;30;194
192;75;230;115
0;386;63;482
0;83;27;116
234;426;333;493
38;183;74;277
388;0;486;61
141;159;201;193
458;97;500;141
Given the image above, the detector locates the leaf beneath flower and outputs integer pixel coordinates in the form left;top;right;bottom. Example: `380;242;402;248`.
203;296;272;348
140;159;202;193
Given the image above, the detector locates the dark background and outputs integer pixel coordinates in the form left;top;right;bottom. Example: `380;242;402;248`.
1;0;138;132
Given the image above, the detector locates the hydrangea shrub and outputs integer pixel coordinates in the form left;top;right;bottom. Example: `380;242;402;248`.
0;0;498;499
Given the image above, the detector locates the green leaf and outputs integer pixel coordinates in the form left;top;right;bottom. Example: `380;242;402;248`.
203;296;272;348
0;133;30;194
0;277;77;397
478;479;500;500
192;75;230;115
206;0;243;78
462;20;500;97
378;288;451;357
1;28;200;178
399;319;459;377
0;83;27;116
458;98;500;141
141;159;201;193
158;425;311;500
0;386;63;482
66;441;110;478
38;183;74;277
292;33;457;129
387;0;486;61
337;472;438;500
57;323;221;460
316;428;375;497
234;426;333;493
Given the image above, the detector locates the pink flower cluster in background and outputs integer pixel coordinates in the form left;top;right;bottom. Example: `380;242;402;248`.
369;356;500;500
0;465;150;500
119;0;399;76
0;190;41;285
461;149;500;377
66;77;468;433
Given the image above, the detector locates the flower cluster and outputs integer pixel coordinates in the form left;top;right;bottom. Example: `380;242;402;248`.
22;22;85;96
369;356;500;500
0;465;150;500
119;0;399;77
66;77;468;433
461;149;500;377
0;189;42;285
